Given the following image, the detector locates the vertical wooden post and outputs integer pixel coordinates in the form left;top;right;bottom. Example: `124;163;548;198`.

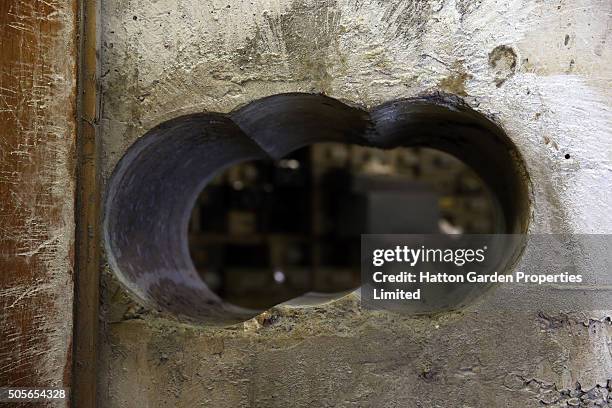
0;0;78;406
73;0;100;406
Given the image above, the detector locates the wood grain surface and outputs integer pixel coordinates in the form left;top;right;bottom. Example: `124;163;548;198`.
0;0;77;406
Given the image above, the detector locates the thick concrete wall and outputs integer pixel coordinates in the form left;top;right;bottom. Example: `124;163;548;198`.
98;1;612;406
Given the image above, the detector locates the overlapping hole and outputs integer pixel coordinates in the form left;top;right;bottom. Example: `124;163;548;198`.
103;93;529;324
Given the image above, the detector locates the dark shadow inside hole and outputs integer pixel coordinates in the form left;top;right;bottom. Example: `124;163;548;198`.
188;143;501;309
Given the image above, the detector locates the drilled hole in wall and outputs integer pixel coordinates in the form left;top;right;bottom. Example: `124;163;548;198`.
103;93;530;325
189;144;501;310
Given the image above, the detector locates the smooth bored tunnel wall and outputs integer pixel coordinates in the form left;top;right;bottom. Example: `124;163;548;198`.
103;114;270;324
103;93;530;325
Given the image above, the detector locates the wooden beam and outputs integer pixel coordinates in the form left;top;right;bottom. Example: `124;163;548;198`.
0;0;78;406
73;0;101;406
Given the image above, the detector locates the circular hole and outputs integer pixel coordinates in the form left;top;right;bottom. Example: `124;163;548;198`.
565;153;571;159
103;93;530;324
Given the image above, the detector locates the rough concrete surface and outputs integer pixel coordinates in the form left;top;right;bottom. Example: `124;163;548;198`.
98;0;612;406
